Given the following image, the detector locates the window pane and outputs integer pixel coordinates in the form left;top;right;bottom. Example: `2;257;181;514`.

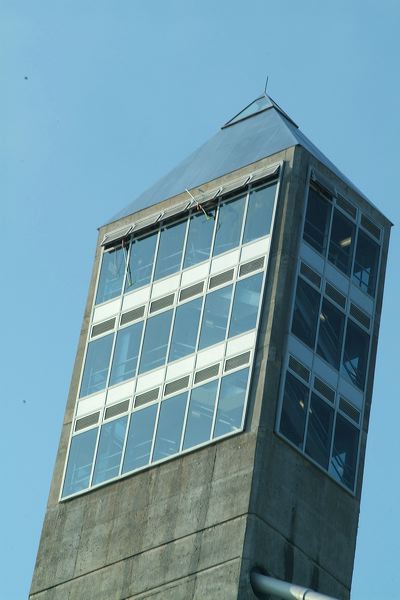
183;209;216;268
154;220;187;280
213;195;246;256
96;246;126;304
341;321;369;390
139;309;173;374
328;209;355;275
109;321;143;386
330;414;359;490
198;285;233;349
152;392;187;461
92;416;128;485
183;380;218;450
352;230;380;296
168;298;202;362
243;182;277;243
291;277;321;349
229;273;263;338
122;405;158;473
279;371;309;448
79;333;113;398
62;428;98;497
125;232;157;292
303;188;332;255
316;299;345;370
213;368;248;438
305;393;334;470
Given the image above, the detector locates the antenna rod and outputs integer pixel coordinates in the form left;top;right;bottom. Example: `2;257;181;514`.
264;75;269;95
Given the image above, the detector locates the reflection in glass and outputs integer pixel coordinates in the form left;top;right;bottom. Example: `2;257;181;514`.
62;428;98;496
305;393;334;469
183;380;218;450
213;196;246;256
154;221;187;280
198;285;233;349
341;321;369;390
353;230;380;296
328;210;355;275
122;405;158;473
243;183;277;243
303;188;332;255
125;232;157;292
139;309;173;374
96;246;126;304
229;273;263;337
109;321;143;386
213;368;248;438
279;371;309;448
152;393;187;461
92;416;127;485
316;299;345;370
168;298;202;362
330;414;359;490
291;277;321;350
79;333;114;397
184;209;216;268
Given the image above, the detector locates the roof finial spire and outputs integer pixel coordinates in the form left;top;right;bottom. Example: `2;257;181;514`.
264;75;269;96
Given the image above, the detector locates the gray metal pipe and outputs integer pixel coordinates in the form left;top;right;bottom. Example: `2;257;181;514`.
250;571;340;600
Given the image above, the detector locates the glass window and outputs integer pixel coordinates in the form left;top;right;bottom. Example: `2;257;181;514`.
303;188;332;255
328;209;355;275
62;428;98;497
213;195;246;256
79;333;114;398
330;414;359;490
316;299;345;370
305;393;334;470
243;183;277;243
152;392;187;461
229;273;263;338
139;309;173;374
279;371;309;448
96;246;126;305
154;220;187;281
109;321;143;386
198;285;233;350
125;232;157;292
213;368;248;438
291;277;321;350
92;416;128;485
352;230;380;296
122;405;158;473
183;209;216;268
183;380;218;450
168;298;202;362
341;320;369;390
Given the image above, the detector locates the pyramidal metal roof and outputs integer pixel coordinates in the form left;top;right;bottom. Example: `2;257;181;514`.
110;94;366;224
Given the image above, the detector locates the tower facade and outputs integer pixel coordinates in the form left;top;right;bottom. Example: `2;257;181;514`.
30;96;391;599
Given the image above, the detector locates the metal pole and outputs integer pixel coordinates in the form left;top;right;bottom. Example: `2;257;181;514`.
250;571;340;600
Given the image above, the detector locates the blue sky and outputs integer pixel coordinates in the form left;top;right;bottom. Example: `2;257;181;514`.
2;2;399;598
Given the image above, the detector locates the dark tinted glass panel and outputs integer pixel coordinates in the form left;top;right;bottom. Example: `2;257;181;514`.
229;272;263;337
62;428;98;496
183;209;216;268
96;247;126;304
109;321;143;386
291;277;320;349
183;380;218;450
198;285;233;349
152;393;187;461
122;404;158;472
79;333;113;397
139;309;173;374
279;372;309;448
328;209;355;275
341;321;369;390
330;414;359;490
316;299;345;370
213;368;248;438
92;416;127;485
154;221;187;280
213;195;246;256
125;232;157;292
303;188;332;255
305;393;334;469
168;298;202;362
243;183;277;243
352;230;380;296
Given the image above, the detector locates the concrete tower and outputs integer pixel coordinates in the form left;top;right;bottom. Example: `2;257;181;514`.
30;96;391;600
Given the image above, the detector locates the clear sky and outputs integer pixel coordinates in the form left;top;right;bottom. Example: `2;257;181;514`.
1;1;399;598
